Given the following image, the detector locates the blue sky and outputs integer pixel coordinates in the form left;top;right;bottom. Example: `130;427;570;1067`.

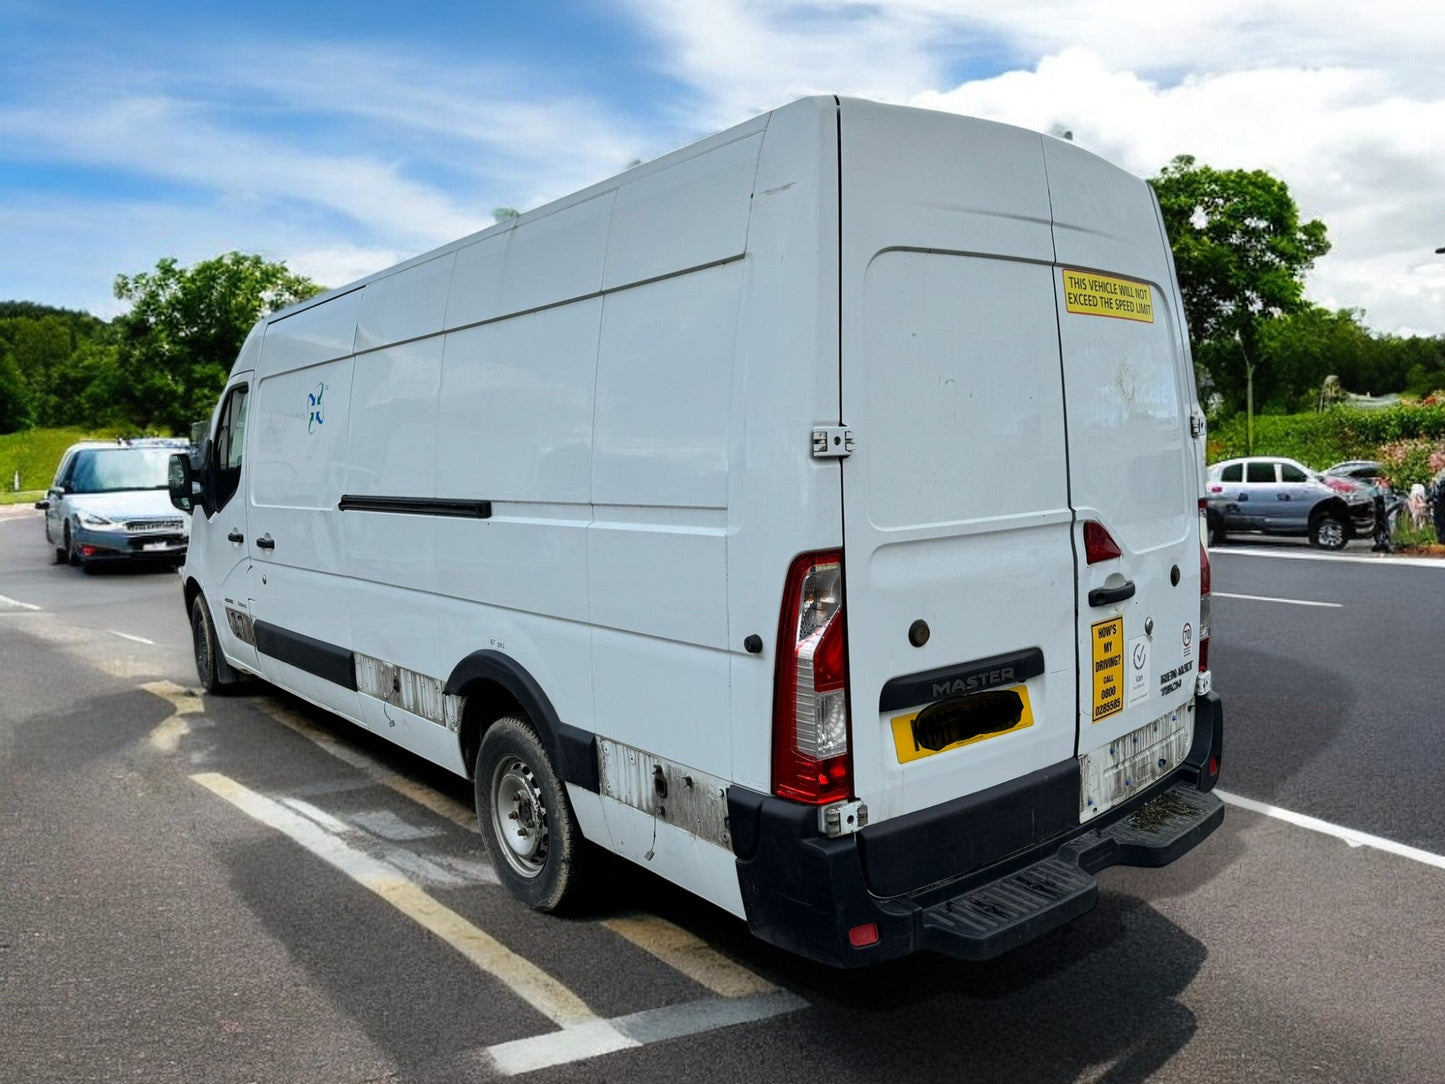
2;0;1443;335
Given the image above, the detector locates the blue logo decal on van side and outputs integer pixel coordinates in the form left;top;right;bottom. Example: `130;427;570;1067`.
308;383;327;433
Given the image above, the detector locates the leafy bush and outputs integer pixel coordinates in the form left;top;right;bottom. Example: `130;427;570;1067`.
1208;404;1445;472
1378;440;1445;492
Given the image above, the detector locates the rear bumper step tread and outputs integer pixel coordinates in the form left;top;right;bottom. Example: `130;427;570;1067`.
919;782;1223;961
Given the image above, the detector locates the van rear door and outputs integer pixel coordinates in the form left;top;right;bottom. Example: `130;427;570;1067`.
1042;139;1203;819
835;100;1080;824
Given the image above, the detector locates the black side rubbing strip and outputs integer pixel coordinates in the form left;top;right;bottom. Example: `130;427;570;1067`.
253;621;357;690
339;495;492;519
879;647;1045;713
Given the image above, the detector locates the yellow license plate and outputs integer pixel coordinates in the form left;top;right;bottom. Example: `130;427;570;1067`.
891;687;1034;764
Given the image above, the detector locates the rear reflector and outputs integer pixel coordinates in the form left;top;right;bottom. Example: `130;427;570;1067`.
848;922;880;948
773;551;852;805
1083;521;1122;564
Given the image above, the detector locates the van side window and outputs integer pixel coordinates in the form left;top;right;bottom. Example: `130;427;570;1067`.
213;384;249;511
1280;464;1308;483
1220;464;1242;483
1245;462;1275;483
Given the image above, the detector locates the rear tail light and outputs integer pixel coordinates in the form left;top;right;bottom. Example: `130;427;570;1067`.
1199;500;1212;675
773;551;852;805
1083;520;1122;564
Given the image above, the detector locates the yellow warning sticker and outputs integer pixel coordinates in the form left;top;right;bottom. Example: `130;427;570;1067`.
1063;269;1155;323
1091;617;1124;722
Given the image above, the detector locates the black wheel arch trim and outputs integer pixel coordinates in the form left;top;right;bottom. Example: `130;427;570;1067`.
444;650;599;793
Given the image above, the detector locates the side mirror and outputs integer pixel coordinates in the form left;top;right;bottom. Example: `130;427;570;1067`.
168;453;199;514
34;499;49;511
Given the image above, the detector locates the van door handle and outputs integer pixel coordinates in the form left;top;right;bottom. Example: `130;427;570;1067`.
228;529;244;543
255;534;275;550
1088;581;1136;607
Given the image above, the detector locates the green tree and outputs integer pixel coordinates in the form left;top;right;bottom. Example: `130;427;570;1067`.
1150;156;1330;412
113;252;323;432
0;350;33;433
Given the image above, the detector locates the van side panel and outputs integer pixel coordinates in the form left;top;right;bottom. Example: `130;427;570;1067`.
585;135;764;906
723;96;842;795
250;288;364;720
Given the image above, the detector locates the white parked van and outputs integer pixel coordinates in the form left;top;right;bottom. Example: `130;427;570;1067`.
172;96;1223;967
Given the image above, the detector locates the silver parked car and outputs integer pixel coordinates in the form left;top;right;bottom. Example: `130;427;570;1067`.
1205;456;1371;550
37;438;192;570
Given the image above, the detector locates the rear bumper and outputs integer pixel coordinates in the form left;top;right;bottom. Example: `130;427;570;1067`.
728;691;1223;968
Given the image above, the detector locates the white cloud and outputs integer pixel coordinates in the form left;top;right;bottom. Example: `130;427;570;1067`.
619;2;1445;334
3;2;1443;335
915;49;1445;335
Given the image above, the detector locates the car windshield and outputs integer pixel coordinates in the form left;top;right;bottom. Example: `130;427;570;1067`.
69;448;173;493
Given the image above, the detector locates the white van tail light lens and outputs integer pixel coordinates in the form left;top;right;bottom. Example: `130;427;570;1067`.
1199;501;1212;674
773;551;852;805
1083;521;1122;564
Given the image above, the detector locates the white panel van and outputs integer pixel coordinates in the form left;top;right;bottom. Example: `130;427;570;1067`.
171;96;1223;967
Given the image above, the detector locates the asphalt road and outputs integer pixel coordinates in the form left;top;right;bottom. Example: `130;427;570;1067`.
2;509;1442;1083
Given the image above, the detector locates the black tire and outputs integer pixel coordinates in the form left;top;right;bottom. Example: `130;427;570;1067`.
475;715;591;913
190;594;240;692
64;524;80;567
1309;512;1348;551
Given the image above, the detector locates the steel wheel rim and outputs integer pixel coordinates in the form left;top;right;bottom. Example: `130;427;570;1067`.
490;756;549;878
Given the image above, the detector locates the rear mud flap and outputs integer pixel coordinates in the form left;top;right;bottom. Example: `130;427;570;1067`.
920;783;1223;961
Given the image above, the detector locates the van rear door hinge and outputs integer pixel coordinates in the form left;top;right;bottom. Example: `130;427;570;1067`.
812;427;854;458
1189;409;1206;439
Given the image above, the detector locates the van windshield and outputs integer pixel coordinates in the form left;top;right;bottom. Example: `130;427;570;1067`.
69;448;173;493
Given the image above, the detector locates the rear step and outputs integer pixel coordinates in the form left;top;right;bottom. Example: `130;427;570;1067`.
920;782;1223;961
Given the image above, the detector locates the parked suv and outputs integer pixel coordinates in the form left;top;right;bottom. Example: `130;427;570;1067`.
1206;456;1371;550
37;438;192;569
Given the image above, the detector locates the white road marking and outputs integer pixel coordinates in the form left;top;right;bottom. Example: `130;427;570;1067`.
281;797;353;834
192;771;613;1033
1211;548;1445;569
1213;592;1342;608
0;593;41;610
239;699;805;1072
485;991;807;1076
1216;789;1445;871
255;699;478;832
108;629;155;644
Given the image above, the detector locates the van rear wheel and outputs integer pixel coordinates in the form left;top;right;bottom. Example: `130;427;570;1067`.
476;715;589;913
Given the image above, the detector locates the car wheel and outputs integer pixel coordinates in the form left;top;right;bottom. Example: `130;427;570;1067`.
64;524;81;567
475;715;592;913
1309;512;1348;550
189;594;241;692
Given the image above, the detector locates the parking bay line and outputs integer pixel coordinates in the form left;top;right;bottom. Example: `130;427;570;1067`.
192;770;806;1075
1213;592;1342;608
1216;789;1445;871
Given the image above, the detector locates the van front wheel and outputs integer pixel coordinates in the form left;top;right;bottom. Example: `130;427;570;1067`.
476;716;588;913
